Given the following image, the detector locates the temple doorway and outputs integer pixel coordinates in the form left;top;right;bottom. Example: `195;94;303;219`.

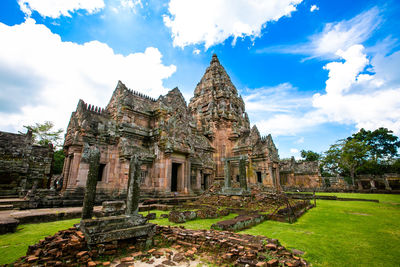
171;163;181;192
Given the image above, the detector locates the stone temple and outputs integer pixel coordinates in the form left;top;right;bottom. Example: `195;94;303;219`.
62;54;313;197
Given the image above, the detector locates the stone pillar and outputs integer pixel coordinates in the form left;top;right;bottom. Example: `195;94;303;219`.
81;147;100;220
126;155;141;215
196;169;202;190
224;159;231;188
185;159;191;193
269;166;274;187
370;179;376;190
239;156;247;190
357;180;363;190
62;155;71;191
383;178;392;190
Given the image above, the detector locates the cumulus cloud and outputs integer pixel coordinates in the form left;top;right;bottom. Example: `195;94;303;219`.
251;44;400;136
163;0;303;49
258;7;381;59
243;83;315;135
18;0;105;18
310;5;319;12
312;45;400;132
111;0;143;14
0;19;176;133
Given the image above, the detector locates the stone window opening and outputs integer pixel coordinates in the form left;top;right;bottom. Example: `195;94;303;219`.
140;170;147;184
97;164;106;182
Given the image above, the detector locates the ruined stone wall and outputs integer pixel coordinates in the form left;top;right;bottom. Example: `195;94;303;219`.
0;130;53;194
280;158;321;189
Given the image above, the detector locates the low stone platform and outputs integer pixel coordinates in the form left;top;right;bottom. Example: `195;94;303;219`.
80;214;155;244
0;217;19;234
211;213;266;231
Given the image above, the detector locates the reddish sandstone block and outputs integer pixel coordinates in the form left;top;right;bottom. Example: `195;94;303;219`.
267;259;279;267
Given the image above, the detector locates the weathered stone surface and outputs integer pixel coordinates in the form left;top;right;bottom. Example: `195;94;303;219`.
211;213;266;231
0;130;53;194
156;226;309;266
145;213;157;220
0;217;19;234
280;157;322;189
168;210;197;223
126;156;140;215
62;54;283;198
102;201;126;216
81;146;100;220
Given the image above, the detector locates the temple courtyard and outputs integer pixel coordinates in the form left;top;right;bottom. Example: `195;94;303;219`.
0;192;399;267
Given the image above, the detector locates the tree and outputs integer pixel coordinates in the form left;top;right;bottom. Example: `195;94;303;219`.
321;139;369;186
21;121;63;148
300;150;320;161
53;149;65;174
350;127;400;162
340;139;369;186
321;144;343;176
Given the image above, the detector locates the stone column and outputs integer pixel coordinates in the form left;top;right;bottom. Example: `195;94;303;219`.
126;155;141;215
196;169;202;190
370;179;376;190
269;166;274;187
239;156;247;190
383;178;392;190
185;159;191;194
224;159;231;188
82;147;100;220
62;155;71;191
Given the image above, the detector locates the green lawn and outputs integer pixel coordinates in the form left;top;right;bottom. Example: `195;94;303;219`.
0;218;80;265
145;210;238;229
241;193;400;267
1;194;399;266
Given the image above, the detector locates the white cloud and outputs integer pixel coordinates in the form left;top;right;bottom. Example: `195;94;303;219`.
163;0;303;49
290;148;299;153
115;0;143;13
244;83;311;114
310;5;319;12
313;45;400;133
193;49;201;55
0;19;176;133
258;7;381;59
251;44;400;136
18;0;105;18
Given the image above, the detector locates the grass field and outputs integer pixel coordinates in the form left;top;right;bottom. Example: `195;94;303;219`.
0;193;399;266
241;193;400;267
0;218;80;265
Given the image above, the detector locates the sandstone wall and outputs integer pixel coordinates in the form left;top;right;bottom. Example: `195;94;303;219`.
0;130;53;194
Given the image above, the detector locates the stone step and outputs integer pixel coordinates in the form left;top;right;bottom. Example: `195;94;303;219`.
0;204;14;211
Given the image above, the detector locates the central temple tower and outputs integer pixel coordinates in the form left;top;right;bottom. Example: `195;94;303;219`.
189;54;252;179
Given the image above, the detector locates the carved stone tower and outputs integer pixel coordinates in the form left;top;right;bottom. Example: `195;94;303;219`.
189;54;251;179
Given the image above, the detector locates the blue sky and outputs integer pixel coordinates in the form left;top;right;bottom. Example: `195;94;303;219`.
0;0;399;158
